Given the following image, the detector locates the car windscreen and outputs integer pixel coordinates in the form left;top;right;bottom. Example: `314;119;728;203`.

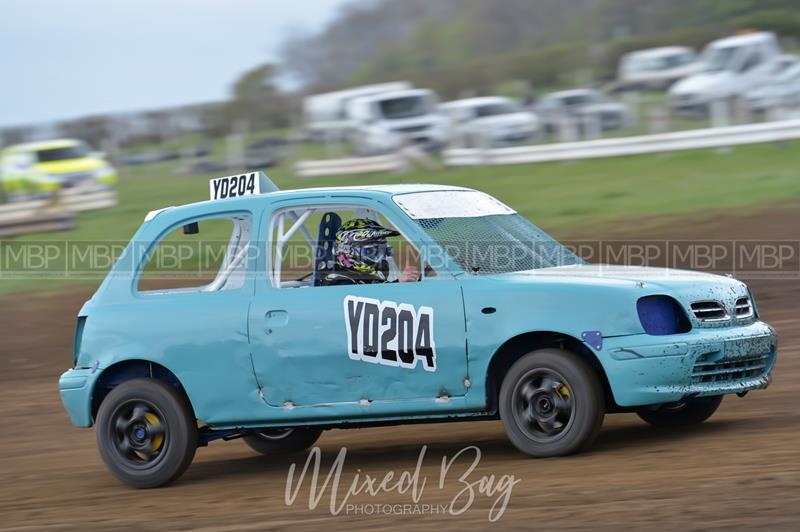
415;214;584;274
378;96;430;119
475;102;520;117
561;94;597;106
36;145;89;162
703;46;738;72
393;190;582;274
635;56;687;71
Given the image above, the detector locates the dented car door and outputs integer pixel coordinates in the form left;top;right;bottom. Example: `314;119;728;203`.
249;276;469;408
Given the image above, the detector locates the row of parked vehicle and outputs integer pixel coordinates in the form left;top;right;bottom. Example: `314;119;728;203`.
303;82;631;154
619;31;800;117
303;31;800;155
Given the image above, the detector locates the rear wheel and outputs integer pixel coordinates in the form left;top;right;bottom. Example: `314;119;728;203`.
243;428;322;456
499;349;605;457
96;378;197;489
637;395;724;428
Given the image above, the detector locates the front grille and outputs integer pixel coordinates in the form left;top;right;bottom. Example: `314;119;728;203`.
735;297;754;318
691;353;771;384
690;301;729;322
54;171;93;187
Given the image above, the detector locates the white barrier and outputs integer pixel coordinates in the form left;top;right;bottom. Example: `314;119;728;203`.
57;188;118;212
295;153;406;177
0;188;117;237
0;211;75;238
444;119;800;166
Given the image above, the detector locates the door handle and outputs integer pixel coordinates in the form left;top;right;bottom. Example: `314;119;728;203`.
265;310;289;334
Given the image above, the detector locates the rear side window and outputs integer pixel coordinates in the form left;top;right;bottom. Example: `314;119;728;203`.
138;215;251;293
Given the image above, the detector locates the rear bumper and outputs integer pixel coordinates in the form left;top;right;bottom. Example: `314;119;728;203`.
59;368;99;427
599;320;777;407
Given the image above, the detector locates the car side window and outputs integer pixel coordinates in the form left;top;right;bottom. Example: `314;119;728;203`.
269;205;430;288
138;214;251;293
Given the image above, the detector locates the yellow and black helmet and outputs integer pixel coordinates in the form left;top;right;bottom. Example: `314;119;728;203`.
334;219;399;280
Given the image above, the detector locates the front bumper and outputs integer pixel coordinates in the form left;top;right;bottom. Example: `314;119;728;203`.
599;320;777;407
495;129;537;143
59;367;100;427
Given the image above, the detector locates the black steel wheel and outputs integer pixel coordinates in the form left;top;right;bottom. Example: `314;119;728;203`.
96;379;197;488
243;427;322;456
499;349;604;457
637;395;724;428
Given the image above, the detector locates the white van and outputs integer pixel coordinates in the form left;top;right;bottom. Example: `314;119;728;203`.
617;46;700;90
303;82;412;141
347;89;450;155
440;96;540;146
670;32;783;116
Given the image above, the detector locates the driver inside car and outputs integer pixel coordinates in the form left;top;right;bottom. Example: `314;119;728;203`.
323;218;420;285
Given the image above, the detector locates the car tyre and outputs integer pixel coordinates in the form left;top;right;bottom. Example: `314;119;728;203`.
96;378;197;489
243;428;323;456
637;395;723;428
499;349;604;457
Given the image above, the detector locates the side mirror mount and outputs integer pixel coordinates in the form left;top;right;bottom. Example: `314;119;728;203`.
182;222;199;235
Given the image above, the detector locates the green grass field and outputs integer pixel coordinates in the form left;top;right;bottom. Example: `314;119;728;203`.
1;140;799;294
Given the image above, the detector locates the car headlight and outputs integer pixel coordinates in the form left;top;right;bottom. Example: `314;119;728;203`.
637;295;692;335
92;165;115;179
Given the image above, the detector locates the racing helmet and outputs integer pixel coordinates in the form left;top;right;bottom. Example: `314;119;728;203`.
334;218;399;281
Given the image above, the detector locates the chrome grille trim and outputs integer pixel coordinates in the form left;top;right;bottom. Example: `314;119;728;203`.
735;297;754;319
690;300;729;322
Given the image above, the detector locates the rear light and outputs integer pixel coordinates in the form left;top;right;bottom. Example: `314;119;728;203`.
73;316;87;367
637;296;692;335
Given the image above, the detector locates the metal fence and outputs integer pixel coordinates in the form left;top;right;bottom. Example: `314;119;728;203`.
443;119;800;166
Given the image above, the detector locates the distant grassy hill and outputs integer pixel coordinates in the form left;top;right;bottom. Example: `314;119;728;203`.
284;0;800;98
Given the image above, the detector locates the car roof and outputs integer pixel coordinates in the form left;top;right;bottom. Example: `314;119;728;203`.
441;96;513;109
545;88;598;99
355;88;434;104
709;32;775;48
305;81;412;102
145;183;473;221
627;46;693;58
3;138;83;153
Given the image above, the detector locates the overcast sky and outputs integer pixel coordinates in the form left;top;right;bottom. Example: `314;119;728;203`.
0;0;355;127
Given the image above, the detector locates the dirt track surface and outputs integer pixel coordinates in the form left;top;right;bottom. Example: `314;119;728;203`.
1;206;799;531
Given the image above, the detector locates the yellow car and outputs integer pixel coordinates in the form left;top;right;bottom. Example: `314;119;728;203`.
0;139;117;198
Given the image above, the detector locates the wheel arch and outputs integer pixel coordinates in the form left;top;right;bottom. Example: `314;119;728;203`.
485;331;615;414
91;359;195;421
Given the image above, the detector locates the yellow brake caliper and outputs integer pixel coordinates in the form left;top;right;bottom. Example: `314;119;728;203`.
144;412;164;452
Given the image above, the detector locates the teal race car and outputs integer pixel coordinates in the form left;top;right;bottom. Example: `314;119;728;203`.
59;172;777;488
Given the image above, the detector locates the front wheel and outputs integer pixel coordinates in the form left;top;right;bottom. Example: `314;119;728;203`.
96;378;197;489
243;428;323;456
637;395;724;428
499;349;605;457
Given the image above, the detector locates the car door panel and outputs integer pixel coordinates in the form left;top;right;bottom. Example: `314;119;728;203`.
249;280;468;407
